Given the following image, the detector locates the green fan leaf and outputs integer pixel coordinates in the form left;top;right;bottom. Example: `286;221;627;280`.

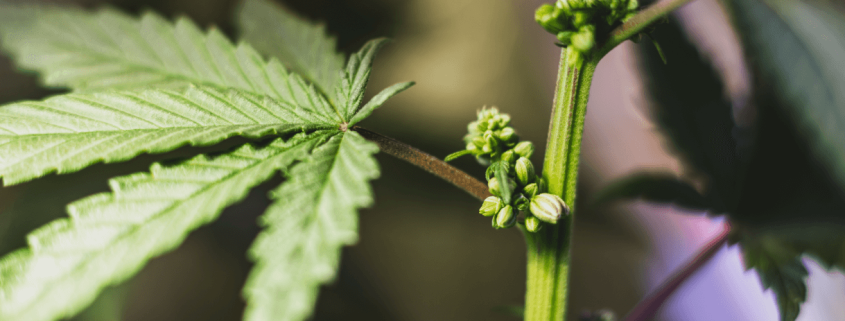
0;85;336;185
639;17;739;212
337;38;390;120
741;236;809;321
236;0;345;102
0;4;337;111
0;2;414;321
243;131;379;321
0;132;330;321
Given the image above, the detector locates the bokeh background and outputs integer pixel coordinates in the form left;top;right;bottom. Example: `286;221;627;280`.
0;0;843;320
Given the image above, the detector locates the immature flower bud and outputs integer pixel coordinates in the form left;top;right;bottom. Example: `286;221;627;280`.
476;119;489;132
495;205;516;228
514;141;534;159
556;31;574;45
497;114;511;128
522;183;539;199
497;127;516;143
535;4;566;34
525;215;542;232
571;25;596;52
529;193;569;224
488;177;516;197
514;195;530;211
487;118;499;131
484;131;498;150
466;143;479;153
516;157;535;186
472;136;486;149
572;10;594;27
467;121;480;135
501;149;516;165
488;177;501;196
479;196;503;217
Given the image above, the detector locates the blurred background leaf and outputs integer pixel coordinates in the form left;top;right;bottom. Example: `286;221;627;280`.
636;16;739;214
590;172;712;212
729;0;845;197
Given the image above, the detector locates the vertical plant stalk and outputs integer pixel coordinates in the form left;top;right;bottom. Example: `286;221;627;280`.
523;1;698;318
524;48;597;321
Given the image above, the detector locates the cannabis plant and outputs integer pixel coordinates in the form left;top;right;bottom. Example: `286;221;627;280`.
0;0;843;320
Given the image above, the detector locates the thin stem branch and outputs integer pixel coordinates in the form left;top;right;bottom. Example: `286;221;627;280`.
352;126;491;201
596;0;697;59
623;223;732;321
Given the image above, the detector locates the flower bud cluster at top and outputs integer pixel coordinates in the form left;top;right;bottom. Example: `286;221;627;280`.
535;0;638;63
446;107;569;232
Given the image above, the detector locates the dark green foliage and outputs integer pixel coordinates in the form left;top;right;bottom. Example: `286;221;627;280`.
591;172;711;212
598;3;845;319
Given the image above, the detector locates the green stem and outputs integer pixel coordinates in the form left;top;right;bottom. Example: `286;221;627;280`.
596;0;697;59
524;1;699;318
524;48;597;321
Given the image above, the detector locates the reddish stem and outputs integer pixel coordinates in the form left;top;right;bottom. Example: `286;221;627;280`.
353;126;492;201
623;223;732;321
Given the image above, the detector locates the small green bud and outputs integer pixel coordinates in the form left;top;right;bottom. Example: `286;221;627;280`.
497;114;511;128
571;25;595;52
479;196;503;217
556;31;574;45
497;127;516;143
501;149;516;164
514;195;530;211
488;177;501;196
516;157;535;186
478;108;493;119
488;176;516;197
572;11;594;27
523;183;539;198
514;141;535;159
472;136;486;148
484;131;498;150
477;120;489;132
466;143;479;153
535;4;567;34
467;121;480;135
487;118;499;130
495;205;516;228
525;215;542;232
530;193;569;224
556;0;572;12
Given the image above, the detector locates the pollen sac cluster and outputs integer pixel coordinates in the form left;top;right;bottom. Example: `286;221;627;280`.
448;107;569;232
463;108;518;164
535;0;638;53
